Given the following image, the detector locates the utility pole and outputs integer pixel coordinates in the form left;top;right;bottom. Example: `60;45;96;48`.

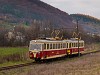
76;20;80;57
44;28;46;38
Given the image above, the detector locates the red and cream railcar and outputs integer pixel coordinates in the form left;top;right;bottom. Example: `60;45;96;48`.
29;38;84;61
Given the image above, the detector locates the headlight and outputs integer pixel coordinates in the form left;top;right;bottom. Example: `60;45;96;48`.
67;50;70;53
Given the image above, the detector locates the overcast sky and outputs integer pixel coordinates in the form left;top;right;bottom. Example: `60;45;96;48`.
41;0;100;19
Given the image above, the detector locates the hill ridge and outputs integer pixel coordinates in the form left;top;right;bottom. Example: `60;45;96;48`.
0;0;74;28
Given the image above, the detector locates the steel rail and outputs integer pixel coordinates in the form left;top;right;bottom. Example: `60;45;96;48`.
82;50;100;55
0;50;100;71
0;62;36;71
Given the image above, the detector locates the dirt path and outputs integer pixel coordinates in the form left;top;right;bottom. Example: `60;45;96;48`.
0;52;100;75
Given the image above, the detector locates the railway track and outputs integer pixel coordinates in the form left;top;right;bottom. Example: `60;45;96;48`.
83;50;100;55
0;50;100;71
0;62;36;71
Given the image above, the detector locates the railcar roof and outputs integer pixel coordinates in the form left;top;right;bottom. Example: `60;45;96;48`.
30;39;84;43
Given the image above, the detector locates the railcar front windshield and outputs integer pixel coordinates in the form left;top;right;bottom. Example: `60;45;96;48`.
29;44;42;50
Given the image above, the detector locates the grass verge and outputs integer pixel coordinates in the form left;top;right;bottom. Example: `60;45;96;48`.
0;47;33;67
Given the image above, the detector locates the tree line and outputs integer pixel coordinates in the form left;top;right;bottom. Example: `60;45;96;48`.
0;20;54;47
0;20;100;47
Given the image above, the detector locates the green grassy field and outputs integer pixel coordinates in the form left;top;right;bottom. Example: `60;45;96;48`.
0;47;32;67
0;43;100;67
0;47;28;56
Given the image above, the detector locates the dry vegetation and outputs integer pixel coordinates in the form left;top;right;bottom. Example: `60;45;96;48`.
0;51;100;75
85;43;100;52
0;43;100;75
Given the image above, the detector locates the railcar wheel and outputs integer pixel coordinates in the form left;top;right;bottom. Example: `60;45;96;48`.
35;58;41;62
76;53;82;56
80;53;82;56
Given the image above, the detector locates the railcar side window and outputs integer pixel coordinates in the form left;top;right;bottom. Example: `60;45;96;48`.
44;44;46;49
81;43;83;47
50;44;52;49
74;43;76;47
74;43;75;47
79;43;81;47
47;44;49;49
58;43;60;49
53;44;55;49
66;43;68;48
63;43;66;48
55;44;57;49
76;43;78;47
72;43;73;47
60;43;63;48
73;43;74;47
69;43;71;48
82;42;83;47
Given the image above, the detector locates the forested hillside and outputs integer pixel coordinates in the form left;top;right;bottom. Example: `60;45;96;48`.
0;0;74;28
71;14;100;24
0;0;75;46
70;14;100;34
0;0;100;47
